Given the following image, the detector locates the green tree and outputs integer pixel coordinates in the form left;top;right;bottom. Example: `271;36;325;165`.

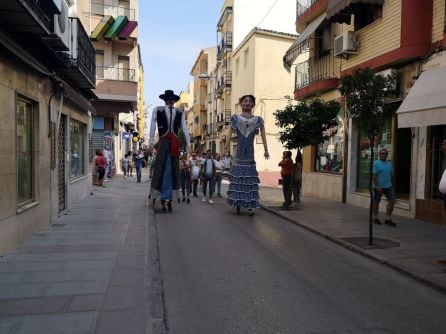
339;68;397;245
274;97;341;153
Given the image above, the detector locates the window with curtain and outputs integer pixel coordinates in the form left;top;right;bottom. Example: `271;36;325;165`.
17;97;34;206
70;120;86;178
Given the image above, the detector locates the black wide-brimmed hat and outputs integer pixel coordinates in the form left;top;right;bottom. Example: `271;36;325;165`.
159;90;180;102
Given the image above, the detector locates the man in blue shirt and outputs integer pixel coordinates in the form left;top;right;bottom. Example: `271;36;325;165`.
372;148;396;226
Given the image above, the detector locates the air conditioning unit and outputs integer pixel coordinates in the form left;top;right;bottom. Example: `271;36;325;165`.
334;30;357;57
53;0;70;50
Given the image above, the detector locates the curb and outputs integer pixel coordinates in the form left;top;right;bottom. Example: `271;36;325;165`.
260;203;446;296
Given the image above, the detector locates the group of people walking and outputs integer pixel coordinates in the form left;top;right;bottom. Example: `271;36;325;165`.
148;90;269;215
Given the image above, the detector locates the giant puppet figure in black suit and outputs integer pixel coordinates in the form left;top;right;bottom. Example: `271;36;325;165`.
149;90;191;212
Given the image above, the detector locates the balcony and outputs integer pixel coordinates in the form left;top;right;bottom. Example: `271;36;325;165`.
217;32;233;60
0;0;55;35
56;18;96;89
216;72;232;96
96;66;136;82
295;0;329;31
216;109;231;128
217;6;233;30
91;2;136;21
294;51;339;99
95;66;137;102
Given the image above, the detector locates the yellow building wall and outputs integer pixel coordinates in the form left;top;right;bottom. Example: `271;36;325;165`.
432;0;446;42
342;0;402;70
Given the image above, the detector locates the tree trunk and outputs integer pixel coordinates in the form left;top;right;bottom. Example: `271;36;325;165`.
368;135;375;245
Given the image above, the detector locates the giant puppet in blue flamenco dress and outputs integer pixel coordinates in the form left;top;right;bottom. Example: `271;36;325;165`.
227;114;264;212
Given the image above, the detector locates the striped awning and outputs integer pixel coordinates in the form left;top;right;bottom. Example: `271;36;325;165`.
283;13;326;71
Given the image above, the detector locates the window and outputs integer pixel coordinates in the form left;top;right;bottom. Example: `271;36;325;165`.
17;97;35;206
315;24;331;58
427;126;446;200
118;56;130;81
91;0;105;16
354;4;383;31
243;48;249;68
316;116;344;173
70;120;86;178
96;51;104;79
117;0;130;17
235;57;240;75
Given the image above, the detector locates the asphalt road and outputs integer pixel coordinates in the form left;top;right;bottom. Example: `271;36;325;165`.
152;196;446;334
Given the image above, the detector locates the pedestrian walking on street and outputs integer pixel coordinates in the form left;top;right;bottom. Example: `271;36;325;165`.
222;151;232;174
225;94;269;216
214;153;224;197
121;154;130;179
279;150;293;210
149;90;191;212
292;151;303;208
372;148;396;226
201;150;217;204
94;149;107;187
103;146;113;179
190;152;201;197
128;150;133;177
134;149;145;183
180;153;192;203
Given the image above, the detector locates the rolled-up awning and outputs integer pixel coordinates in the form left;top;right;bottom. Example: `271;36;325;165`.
396;66;446;128
326;0;384;24
118;21;138;40
283;13;326;71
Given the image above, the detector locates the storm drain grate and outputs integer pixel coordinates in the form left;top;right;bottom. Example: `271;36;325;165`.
51;224;66;227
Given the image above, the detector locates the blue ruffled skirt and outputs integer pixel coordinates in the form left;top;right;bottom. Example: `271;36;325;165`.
227;160;260;209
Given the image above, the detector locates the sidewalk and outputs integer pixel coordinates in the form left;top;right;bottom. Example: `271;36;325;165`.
0;171;160;334
253;185;446;294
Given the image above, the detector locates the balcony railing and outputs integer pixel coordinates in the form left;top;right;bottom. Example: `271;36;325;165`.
63;18;96;88
294;51;336;90
216;109;231;127
216;72;232;95
0;0;55;35
296;0;321;17
217;32;233;60
91;2;136;20
96;66;136;82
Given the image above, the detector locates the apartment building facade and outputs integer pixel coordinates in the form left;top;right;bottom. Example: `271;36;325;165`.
0;0;96;253
81;0;141;173
189;47;217;153
285;0;446;223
